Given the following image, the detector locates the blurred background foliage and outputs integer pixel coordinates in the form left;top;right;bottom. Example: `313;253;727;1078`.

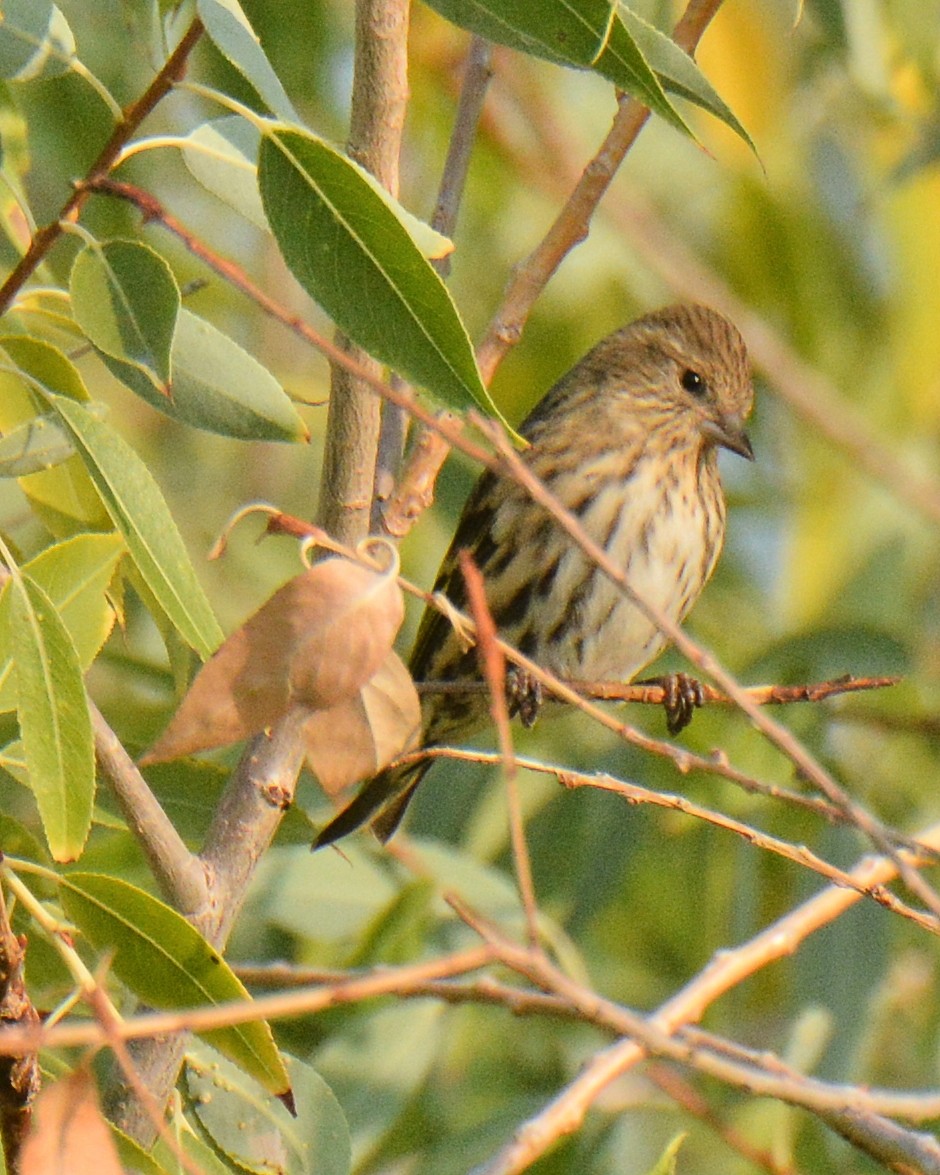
4;0;940;1172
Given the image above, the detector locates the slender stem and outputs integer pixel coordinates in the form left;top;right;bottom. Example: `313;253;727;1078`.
0;18;205;317
375;36;494;535
475;0;726;384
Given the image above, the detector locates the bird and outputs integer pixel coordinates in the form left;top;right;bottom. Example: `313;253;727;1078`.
314;303;754;848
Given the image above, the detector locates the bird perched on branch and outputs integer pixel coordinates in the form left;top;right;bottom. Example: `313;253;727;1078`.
315;303;754;848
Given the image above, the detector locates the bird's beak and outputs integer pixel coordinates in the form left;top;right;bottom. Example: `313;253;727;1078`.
703;415;754;461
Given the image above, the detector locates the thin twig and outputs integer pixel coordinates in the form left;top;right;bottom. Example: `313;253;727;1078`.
417;674;900;706
474;0;727;385
481;417;940;919
0;19;205;317
468;821;940;1174
377;35;494;537
459;551;539;948
391;745;937;930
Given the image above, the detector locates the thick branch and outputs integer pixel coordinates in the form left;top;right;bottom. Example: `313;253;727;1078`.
91;704;208;918
319;0;410;545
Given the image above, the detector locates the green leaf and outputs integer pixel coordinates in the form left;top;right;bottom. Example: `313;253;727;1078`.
258;126;510;428
46;396;223;658
183;116;454;262
186;1046;351;1175
616;7;755;152
0;335;110;535
423;0;690;136
424;0;615;66
0;532;125;713
643;1133;687;1175
0;411;79;477
3;574;94;862
182;116;268;229
0;0;76;82
100;308;308;442
70;239;180;394
58;873;291;1099
197;0;297;121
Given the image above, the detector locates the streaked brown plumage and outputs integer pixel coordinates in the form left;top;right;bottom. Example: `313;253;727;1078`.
315;303;754;847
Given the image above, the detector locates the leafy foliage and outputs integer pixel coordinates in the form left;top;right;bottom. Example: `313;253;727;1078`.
1;2;940;1174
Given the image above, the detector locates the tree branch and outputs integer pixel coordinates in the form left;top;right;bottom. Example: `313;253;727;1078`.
319;0;410;546
474;0;727;385
0;18;204;317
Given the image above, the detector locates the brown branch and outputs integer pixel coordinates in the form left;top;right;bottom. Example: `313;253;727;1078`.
451;853;940;1175
377;34;494;538
320;0;410;546
91;703;209;919
395;745;936;930
81;177;497;474
0;886;40;1175
0;19;205;318
474;0;727;385
418;673;901;707
459;551;540;948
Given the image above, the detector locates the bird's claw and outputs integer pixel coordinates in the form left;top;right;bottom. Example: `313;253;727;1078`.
507;665;543;728
641;672;705;735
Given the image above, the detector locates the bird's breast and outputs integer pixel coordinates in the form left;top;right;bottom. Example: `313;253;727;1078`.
530;452;726;682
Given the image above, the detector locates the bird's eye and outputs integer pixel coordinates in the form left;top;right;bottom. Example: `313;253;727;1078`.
681;369;706;396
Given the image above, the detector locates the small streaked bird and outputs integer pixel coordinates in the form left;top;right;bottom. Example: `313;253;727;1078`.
315;303;754;847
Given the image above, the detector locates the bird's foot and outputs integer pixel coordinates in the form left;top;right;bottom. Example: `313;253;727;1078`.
506;665;543;728
639;672;705;735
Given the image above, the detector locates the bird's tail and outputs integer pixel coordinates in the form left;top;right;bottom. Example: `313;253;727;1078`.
313;757;430;849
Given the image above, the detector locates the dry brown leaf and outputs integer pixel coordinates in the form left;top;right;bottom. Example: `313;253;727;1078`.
141;544;403;765
304;649;421;795
19;1069;122;1175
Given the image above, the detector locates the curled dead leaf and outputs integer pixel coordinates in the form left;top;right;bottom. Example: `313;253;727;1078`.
141;541;404;765
304;649;421;795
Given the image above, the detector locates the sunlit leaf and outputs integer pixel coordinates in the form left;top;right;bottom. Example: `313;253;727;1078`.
70;239;180;395
643;1133;687;1175
58;872;291;1099
0;335;110;535
615;7;754;152
3;573;94;862
0;531;124;713
197;0;297;120
0;0;76;82
423;0;689;136
99;307;307;442
46;396;223;658
182;115;268;229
